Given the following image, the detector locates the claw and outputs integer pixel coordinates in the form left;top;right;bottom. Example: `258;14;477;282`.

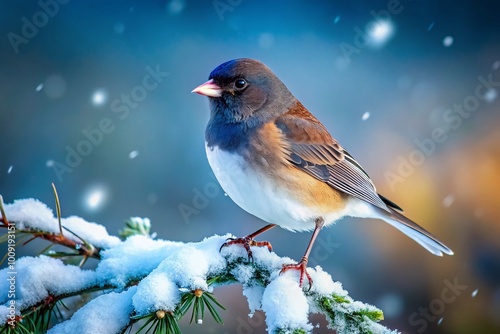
280;256;312;290
219;236;272;261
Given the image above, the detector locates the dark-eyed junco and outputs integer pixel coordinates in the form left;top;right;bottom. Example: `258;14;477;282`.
192;58;453;287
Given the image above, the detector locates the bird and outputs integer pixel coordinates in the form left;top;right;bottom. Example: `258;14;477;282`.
192;58;453;287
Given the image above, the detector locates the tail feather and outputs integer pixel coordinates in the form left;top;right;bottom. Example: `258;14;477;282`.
383;208;454;256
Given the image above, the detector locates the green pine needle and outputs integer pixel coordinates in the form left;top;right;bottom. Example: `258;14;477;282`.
177;290;226;325
130;311;181;334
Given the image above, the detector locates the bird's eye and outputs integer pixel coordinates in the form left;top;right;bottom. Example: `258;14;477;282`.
234;78;247;89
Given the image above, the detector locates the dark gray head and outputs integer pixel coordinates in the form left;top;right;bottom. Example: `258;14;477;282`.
192;58;296;128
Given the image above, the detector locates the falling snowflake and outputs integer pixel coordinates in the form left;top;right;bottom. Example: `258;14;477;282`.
443;36;454;47
129;150;139;159
113;23;125;34
443;194;454;207
362;112;370;121
484;89;497;103
369;21;394;47
92;89;107;106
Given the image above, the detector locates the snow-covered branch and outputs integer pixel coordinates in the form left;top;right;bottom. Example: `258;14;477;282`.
0;198;398;334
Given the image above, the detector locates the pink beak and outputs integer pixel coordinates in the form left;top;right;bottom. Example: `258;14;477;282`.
191;79;223;97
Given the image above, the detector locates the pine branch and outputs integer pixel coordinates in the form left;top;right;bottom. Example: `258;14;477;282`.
0;197;398;334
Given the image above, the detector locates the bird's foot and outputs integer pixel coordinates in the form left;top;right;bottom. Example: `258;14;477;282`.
219;236;272;261
280;256;312;289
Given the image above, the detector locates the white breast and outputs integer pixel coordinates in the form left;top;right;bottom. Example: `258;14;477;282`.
205;144;345;232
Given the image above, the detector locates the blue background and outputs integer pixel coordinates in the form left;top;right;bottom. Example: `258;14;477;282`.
1;1;499;333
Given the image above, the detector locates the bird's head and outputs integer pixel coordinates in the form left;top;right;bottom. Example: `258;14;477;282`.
192;58;295;126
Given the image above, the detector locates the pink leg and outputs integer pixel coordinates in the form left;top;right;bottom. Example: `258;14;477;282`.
280;217;324;288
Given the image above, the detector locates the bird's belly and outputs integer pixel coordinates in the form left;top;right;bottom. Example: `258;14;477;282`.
205;144;345;232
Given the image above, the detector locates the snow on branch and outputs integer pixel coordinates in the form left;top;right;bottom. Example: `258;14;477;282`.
0;197;398;334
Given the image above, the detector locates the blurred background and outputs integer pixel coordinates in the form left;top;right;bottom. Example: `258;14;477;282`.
1;0;499;333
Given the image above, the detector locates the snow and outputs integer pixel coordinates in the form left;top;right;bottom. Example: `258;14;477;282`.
0;256;95;309
442;194;454;208
308;266;347;298
84;186;108;211
113;23;125;34
362;111;370;121
484;88;497;103
262;274;312;333
0;305;14;326
128;150;139;159
91;89;107;106
133;272;180;315
243;285;265;316
443;36;454;47
166;0;185;15
48;287;136;334
96;235;182;287
0;198;395;333
4;198;120;249
368;21;394;47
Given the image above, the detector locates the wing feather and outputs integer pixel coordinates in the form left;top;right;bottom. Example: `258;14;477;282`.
275;102;390;212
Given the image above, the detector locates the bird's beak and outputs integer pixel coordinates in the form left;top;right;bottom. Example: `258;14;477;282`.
191;79;223;97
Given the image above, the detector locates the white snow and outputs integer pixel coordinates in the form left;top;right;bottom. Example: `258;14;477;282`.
128;150;139;159
166;0;185;15
96;235;182;287
7;166;13;174
242;285;265;316
113;23;125;34
0;305;15;326
443;36;454;47
262;274;312;333
4;198;120;249
369;21;394;47
484;89;497;103
0;256;95;309
471;288;479;298
157;235;227;291
84;187;108;211
308;266;348;298
133;272;180;315
443;194;454;208
91;89;107;106
48;287;136;334
362;111;370;121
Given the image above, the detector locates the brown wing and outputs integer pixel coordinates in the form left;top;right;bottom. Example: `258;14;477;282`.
275;101;391;212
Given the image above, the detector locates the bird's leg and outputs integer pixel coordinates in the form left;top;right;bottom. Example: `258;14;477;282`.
280;217;325;289
220;224;276;260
